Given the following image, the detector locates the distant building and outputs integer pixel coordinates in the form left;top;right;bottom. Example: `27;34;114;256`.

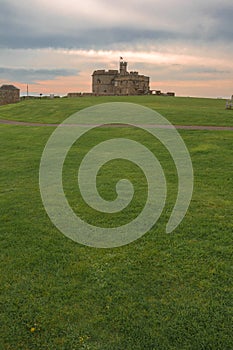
0;85;20;105
150;90;175;97
92;61;150;96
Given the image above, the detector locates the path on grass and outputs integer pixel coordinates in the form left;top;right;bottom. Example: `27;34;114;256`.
0;118;233;131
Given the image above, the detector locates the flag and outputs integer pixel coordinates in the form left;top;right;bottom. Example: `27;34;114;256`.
120;56;123;60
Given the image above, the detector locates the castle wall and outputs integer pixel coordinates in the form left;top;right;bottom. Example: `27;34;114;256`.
114;74;150;95
92;70;118;95
67;92;82;97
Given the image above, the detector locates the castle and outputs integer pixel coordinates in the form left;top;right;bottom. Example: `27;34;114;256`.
92;60;150;96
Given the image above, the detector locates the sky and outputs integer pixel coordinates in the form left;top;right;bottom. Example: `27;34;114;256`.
0;0;232;98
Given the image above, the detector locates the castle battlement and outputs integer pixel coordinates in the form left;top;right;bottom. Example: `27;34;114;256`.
92;69;118;75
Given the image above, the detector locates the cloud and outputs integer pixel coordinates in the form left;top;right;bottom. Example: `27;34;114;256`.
182;66;230;75
0;0;233;50
0;67;78;83
0;0;232;98
0;28;178;50
134;64;230;82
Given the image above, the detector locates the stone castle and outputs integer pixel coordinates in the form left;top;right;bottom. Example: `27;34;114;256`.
92;60;150;96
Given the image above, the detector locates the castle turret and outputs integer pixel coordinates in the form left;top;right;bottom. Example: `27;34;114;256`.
120;61;128;75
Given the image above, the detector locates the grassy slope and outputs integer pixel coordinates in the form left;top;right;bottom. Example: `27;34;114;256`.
0;96;233;126
0;98;233;349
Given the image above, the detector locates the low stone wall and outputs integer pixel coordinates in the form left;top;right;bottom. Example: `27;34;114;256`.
67;92;82;98
67;92;94;97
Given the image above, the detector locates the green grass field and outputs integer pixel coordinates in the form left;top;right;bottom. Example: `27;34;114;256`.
0;97;233;349
0;95;233;126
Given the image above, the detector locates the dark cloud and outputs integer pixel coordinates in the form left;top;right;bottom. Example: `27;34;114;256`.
0;26;180;50
212;12;233;41
133;62;231;82
0;0;232;50
0;67;78;83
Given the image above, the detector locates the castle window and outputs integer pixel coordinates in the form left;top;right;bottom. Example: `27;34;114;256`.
97;79;101;84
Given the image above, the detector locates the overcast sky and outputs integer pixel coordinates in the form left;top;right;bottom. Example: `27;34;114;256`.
0;0;232;97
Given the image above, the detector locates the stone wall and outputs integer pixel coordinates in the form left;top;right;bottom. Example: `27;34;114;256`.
92;70;118;95
114;73;150;95
0;85;20;105
67;92;82;98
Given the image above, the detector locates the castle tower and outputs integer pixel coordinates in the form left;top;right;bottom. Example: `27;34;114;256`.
120;61;128;75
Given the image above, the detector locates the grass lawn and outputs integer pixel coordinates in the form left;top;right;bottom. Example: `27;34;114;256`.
0;97;232;349
0;95;233;126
